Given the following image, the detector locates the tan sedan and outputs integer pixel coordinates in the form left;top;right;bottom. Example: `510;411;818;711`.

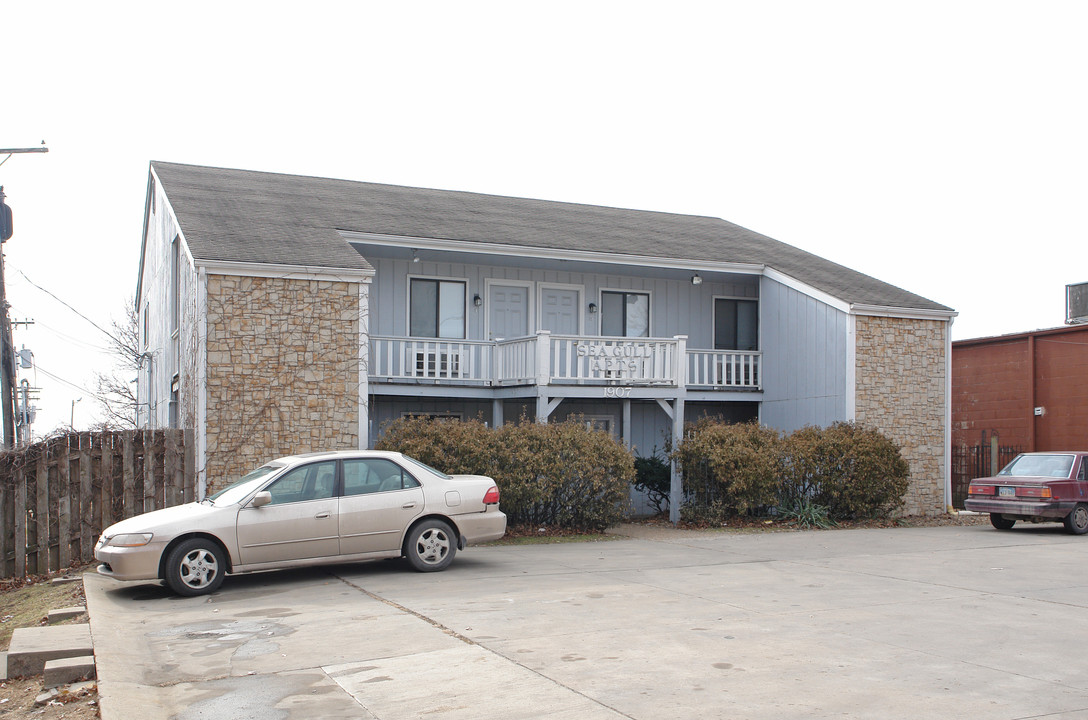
94;450;507;596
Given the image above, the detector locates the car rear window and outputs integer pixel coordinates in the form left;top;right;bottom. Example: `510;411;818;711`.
999;454;1074;479
399;455;451;480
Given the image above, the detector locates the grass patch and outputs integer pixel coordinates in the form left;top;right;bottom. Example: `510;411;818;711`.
0;573;87;650
485;533;624;546
484;524;625;546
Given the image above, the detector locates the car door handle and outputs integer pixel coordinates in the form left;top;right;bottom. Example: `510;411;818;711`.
402;502;417;509
315;512;331;519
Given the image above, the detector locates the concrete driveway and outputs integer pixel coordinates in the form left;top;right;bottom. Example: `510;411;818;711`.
85;523;1088;719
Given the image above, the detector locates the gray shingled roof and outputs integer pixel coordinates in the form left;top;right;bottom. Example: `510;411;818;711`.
151;161;951;312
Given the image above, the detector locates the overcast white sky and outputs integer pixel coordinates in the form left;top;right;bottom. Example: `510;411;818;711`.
3;1;1085;434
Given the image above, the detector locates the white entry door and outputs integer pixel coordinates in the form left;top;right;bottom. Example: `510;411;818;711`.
488;284;530;340
540;287;580;335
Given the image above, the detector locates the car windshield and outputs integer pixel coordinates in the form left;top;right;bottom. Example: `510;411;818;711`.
208;463;284;506
400;455;451;479
998;454;1074;479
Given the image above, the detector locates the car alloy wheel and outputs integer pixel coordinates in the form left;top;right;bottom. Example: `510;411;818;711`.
406;519;456;572
165;538;227;596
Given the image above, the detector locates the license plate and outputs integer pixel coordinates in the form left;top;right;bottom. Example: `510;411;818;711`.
998;486;1016;497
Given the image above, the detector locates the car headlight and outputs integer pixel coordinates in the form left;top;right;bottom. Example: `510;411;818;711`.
106;533;154;547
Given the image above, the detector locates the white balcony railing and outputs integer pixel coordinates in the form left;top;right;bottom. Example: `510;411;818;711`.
687;349;761;388
370;333;762;389
370;338;493;383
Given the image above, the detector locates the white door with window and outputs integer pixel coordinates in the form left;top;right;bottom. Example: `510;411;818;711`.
540;287;580;335
488;284;530;340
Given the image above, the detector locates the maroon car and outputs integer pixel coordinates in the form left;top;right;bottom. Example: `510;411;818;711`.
965;452;1088;533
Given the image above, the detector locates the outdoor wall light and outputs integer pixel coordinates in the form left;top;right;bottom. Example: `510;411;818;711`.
411;249;420;263
588;302;598;314
473;294;482;307
691;273;703;285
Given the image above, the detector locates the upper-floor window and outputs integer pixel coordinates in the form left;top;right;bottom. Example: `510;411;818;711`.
600;291;649;337
142;302;150;349
715;298;758;351
170;237;180;333
410;278;466;338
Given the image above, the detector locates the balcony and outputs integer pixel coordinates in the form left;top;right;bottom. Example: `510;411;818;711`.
369;332;761;390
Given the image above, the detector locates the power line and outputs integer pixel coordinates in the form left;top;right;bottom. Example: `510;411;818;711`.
9;265;123;347
33;363;102;399
7;304;112;353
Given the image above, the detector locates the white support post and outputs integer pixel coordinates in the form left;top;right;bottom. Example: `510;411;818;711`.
674;335;688;387
492;398;504;428
622;399;631;450
535;330;551;387
195;266;208;500
845;315;857;421
537;395;562;422
669;397;685;525
358;280;371;449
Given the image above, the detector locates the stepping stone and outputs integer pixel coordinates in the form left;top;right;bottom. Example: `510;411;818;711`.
35;687;61;705
47;606;86;624
50;576;81;585
44;655;96;688
6;624;92;677
0;651;7;681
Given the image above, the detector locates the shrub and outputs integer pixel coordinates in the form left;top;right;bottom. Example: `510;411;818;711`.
673;419;782;520
375;415;494;476
675;419;910;524
779;499;835;529
376;415;633;530
783;421;909;520
493;419;634;530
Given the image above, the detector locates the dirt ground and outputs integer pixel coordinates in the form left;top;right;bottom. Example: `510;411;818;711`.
0;567;99;719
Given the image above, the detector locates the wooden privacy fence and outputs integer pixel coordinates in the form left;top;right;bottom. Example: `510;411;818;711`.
0;429;195;580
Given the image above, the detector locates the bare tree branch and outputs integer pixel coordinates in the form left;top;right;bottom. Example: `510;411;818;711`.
92;298;140;429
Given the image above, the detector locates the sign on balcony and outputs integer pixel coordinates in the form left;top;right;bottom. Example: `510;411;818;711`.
574;340;671;380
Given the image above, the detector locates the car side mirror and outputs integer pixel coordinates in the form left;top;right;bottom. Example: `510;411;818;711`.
251;491;272;508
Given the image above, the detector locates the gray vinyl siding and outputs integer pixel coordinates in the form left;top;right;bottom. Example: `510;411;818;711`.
364;255;758;348
758;276;850;432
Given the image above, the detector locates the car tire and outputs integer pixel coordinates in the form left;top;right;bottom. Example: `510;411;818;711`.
1063;504;1088;535
164;538;227;596
990;513;1016;530
405;519;456;572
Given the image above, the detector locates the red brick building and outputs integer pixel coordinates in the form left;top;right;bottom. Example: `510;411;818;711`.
952;325;1088;452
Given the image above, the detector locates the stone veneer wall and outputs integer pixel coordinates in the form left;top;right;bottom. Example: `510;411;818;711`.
854;316;948;515
204;275;360;493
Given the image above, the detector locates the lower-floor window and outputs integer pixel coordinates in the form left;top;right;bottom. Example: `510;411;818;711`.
400;412;463;421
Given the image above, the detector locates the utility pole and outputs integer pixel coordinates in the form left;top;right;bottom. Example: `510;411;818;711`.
0;186;15;448
0;142;49;449
12;330;37;446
